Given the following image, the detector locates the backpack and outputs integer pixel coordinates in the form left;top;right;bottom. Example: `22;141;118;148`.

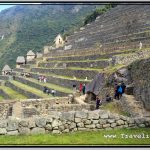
118;86;122;93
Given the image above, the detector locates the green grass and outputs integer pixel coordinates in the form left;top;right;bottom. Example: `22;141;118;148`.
102;101;131;117
19;77;73;94
0;86;27;100
67;67;101;71
0;128;150;145
9;80;52;98
0;96;4;101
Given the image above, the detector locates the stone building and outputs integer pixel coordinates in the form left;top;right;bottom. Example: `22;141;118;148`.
54;34;64;48
26;50;36;62
16;56;26;68
2;65;12;75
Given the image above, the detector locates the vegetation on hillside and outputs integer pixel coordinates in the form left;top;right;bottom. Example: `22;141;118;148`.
0;5;99;70
83;3;117;25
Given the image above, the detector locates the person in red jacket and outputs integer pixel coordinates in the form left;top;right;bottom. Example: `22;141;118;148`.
79;83;83;93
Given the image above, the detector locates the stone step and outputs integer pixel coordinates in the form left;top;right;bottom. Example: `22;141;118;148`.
5;80;51;99
30;67;99;80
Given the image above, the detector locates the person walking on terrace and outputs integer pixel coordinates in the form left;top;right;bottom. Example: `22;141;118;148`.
96;96;101;109
79;83;83;93
82;84;86;95
116;83;123;100
139;41;142;50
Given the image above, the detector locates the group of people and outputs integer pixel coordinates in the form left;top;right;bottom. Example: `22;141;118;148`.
43;86;56;96
73;83;86;95
38;75;47;83
20;72;31;78
114;81;126;100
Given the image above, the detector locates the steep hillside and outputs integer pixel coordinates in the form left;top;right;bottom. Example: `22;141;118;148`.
0;4;100;69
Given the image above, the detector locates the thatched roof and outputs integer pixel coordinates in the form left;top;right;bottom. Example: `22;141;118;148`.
27;50;35;56
2;65;11;72
16;56;25;63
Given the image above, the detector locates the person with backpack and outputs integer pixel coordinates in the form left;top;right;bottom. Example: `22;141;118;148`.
121;81;126;94
82;84;86;95
96;96;101;109
79;83;83;93
117;83;123;100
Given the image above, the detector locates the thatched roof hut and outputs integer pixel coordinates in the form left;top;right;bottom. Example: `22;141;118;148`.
16;56;25;64
2;65;11;72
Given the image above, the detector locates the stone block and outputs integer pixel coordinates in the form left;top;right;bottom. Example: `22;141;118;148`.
96;124;102;129
100;112;109;119
19;120;29;127
88;111;99;119
48;111;61;119
60;112;75;121
138;124;146;128
19;127;30;135
0;128;7;135
77;122;84;128
31;127;45;134
99;119;106;125
7;119;19;131
107;119;115;124
75;118;81;123
0;120;7;128
75;111;87;119
45;124;52;131
111;123;117;128
84;119;91;125
116;120;124;126
103;124;111;128
78;128;87;131
52;130;61;134
62;129;69;133
70;123;76;129
28;119;36;128
35;117;47;127
52;119;62;127
85;124;95;129
92;120;99;124
7;130;19;135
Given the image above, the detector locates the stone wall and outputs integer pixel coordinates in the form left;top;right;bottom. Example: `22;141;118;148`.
0;101;16;120
31;68;98;80
111;49;150;66
0;109;149;135
0;89;11;100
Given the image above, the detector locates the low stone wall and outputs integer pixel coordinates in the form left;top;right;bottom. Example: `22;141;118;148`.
31;68;98;80
0;89;11;100
0;109;149;135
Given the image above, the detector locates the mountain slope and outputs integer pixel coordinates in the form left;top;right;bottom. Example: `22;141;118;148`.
0;4;100;69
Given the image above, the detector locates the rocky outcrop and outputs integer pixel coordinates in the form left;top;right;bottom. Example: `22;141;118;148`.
128;58;150;110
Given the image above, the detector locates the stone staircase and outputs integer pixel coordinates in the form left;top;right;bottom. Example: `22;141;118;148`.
120;94;150;118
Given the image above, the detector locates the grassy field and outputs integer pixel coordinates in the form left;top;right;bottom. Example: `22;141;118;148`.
0;128;150;146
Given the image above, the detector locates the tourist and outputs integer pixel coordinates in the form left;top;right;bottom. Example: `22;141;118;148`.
51;89;56;96
82;84;86;95
121;81;126;95
139;41;142;50
85;77;88;81
96;96;101;109
44;77;47;83
117;83;123;100
106;94;112;102
73;82;77;92
79;83;83;93
46;88;51;95
43;86;48;93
